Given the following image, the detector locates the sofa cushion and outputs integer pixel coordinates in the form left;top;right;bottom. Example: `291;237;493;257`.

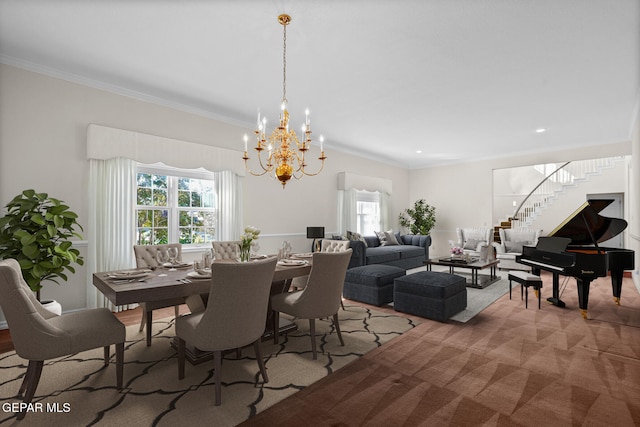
505;241;529;253
365;247;400;264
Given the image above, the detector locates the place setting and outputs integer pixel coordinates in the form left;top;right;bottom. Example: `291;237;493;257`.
105;270;152;284
187;259;212;280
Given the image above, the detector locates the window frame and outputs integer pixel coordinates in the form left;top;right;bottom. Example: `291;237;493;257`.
355;190;382;236
136;164;217;247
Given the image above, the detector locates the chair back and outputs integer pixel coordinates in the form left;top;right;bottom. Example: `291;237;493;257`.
320;239;350;252
0;259;61;359
133;243;182;268
194;257;277;350
456;227;492;250
499;228;542;252
291;250;352;319
212;241;240;260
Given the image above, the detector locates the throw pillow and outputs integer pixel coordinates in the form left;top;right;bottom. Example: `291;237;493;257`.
331;234;346;240
463;239;479;250
346;230;366;244
374;230;387;245
384;230;399;246
505;241;527;253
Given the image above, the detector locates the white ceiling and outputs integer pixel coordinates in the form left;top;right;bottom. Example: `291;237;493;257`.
1;0;638;169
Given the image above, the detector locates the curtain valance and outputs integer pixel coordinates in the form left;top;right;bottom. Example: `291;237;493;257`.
87;124;245;176
337;172;392;194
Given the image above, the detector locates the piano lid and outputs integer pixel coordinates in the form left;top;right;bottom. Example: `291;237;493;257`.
548;199;628;245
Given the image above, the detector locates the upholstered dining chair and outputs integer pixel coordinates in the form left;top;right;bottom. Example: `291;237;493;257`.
271;250;352;359
176;257;277;406
133;243;186;346
212;240;240;260
0;259;125;420
291;239;350;293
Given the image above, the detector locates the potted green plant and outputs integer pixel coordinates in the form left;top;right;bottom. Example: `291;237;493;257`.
0;189;84;302
398;199;436;235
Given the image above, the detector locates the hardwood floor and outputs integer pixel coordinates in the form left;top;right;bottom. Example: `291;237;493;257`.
0;305;181;354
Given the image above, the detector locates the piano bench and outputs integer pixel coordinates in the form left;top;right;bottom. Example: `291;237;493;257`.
508;271;543;309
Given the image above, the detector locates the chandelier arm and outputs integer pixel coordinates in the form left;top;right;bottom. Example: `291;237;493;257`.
298;158;326;177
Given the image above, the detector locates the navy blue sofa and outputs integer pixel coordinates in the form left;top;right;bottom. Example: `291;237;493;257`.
344;234;431;270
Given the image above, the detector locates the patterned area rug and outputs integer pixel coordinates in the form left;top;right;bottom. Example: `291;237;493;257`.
0;304;418;426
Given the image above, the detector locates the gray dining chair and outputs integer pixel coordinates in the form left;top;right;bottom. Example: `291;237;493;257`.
176;257;277;406
211;240;240;260
290;240;349;310
0;259;125;420
133;243;187;346
271;250;352;359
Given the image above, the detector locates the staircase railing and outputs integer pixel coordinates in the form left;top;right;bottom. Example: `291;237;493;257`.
510;157;622;228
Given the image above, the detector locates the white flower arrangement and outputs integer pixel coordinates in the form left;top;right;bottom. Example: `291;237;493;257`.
238;226;260;261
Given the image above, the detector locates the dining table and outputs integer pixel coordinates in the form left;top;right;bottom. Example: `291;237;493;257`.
92;254;313;364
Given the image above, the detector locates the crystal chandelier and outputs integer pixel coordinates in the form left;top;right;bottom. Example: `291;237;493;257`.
242;14;326;189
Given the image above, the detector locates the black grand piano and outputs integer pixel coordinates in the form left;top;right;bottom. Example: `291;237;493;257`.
516;199;635;318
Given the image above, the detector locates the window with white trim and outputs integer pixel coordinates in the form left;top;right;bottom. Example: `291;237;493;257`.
356;190;381;236
136;165;217;245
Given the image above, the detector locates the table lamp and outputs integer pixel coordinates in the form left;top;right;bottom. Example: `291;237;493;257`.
306;226;325;252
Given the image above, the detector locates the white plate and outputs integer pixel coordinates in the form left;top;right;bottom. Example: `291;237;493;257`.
291;253;313;259
108;271;149;280
187;271;211;279
277;259;308;267
162;262;192;269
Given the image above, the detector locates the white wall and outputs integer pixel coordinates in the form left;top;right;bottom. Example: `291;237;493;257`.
630;99;640;291
0;64;409;321
409;142;633;258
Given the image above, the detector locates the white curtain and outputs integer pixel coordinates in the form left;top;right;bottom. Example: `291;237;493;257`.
337;189;357;235
86;157;137;310
380;191;391;231
215;170;243;240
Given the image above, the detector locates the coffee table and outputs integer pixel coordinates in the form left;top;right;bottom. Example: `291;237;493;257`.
424;257;500;289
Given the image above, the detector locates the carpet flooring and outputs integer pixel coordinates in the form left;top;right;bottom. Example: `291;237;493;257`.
0;305;417;426
243;274;640;426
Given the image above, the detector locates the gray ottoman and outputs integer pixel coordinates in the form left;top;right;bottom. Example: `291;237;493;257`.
343;265;406;306
393;271;467;321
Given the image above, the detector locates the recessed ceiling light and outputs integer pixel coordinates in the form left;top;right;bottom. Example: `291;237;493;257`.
416;150;423;154
535;128;547;133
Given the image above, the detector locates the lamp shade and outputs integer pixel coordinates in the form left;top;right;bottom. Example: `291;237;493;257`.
306;226;325;239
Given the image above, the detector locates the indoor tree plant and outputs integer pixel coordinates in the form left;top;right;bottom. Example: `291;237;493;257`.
398;199;436;235
0;189;84;301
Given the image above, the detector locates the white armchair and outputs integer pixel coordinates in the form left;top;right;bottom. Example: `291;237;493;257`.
493;228;542;270
455;227;493;259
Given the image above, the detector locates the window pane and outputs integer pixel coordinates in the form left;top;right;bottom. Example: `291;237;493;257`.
153;175;167;189
137;188;152;206
153;189;167;206
153;229;168;245
137;173;151;188
153;210;168;227
178;210;191;227
137;209;152;227
178;190;190;207
137;228;151;245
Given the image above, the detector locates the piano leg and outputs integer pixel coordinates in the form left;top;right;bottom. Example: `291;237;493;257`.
546;272;566;308
576;278;591;319
610;268;624;305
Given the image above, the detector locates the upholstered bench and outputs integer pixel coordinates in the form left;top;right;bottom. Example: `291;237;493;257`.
393;271;467;321
343;265;406;306
508;271;543;309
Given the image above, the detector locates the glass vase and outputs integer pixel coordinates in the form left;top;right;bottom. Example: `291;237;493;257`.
238;245;251;262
